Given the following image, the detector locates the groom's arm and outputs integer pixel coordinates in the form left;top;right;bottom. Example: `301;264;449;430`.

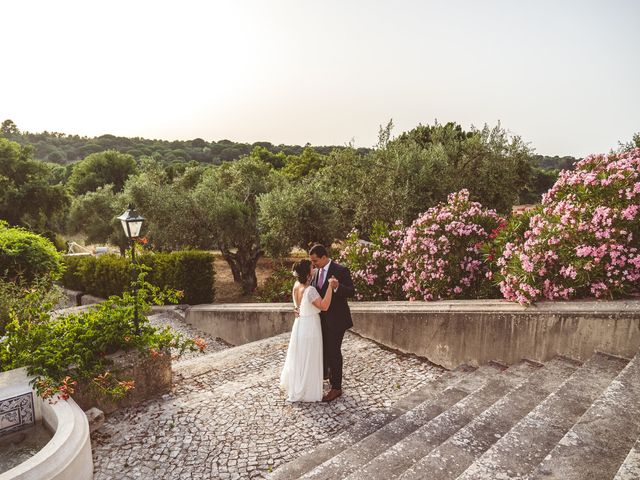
333;266;355;299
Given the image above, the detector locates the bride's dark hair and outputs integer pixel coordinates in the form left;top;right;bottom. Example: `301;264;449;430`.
292;259;312;283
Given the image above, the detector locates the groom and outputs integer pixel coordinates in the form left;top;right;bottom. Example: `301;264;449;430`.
309;244;355;402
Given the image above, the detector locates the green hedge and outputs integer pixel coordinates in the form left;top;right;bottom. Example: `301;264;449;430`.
141;251;215;304
61;251;215;304
60;255;130;298
0;222;64;283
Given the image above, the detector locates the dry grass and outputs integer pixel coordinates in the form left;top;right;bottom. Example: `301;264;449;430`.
68;236;305;304
213;253;304;304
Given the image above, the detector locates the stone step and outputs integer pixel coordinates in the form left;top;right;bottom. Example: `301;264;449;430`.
298;363;534;480
457;352;630;480
614;438;640;480
393;357;580;480
529;353;640;480
268;365;479;480
344;362;541;480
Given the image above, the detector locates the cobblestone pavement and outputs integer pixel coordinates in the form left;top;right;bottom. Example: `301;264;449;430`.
92;312;444;479
147;308;231;363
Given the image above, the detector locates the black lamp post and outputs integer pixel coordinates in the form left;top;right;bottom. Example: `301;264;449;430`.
117;204;145;333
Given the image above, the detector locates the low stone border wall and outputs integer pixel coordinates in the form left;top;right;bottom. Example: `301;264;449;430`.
72;349;172;415
185;300;640;369
187;303;293;346
59;289;104;308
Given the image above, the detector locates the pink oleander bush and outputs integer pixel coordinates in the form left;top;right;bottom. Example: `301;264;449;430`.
338;221;405;301
496;148;640;304
340;190;505;301
394;190;505;301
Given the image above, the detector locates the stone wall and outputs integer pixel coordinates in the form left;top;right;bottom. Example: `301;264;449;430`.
185;300;640;369
72;349;172;414
350;300;640;368
187;304;293;346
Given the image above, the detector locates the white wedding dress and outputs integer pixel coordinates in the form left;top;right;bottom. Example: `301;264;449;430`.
279;285;323;402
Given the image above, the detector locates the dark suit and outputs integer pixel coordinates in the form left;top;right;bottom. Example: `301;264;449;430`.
314;260;355;390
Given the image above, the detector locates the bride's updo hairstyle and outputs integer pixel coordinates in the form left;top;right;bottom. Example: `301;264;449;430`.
292;259;312;283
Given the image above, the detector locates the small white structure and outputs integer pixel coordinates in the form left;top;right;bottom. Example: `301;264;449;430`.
0;368;93;480
66;242;92;255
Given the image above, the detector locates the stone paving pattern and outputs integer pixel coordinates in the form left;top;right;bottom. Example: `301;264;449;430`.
148;307;231;363
92;312;443;480
92;311;444;479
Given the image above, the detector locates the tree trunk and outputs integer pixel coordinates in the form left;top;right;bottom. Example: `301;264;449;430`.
221;249;242;283
220;243;262;295
239;258;259;295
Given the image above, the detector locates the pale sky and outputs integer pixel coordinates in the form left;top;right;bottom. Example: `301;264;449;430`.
2;0;638;157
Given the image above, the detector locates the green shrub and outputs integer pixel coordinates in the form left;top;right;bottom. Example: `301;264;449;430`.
256;266;295;303
0;278;63;336
61;250;215;303
0;271;205;401
41;230;68;253
0;222;64;283
60;254;130;298
89;254;131;298
143;251;215;304
59;254;90;291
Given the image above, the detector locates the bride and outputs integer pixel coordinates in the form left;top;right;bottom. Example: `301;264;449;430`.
280;259;334;402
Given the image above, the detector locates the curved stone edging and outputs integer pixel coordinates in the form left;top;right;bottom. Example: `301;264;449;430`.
0;395;93;480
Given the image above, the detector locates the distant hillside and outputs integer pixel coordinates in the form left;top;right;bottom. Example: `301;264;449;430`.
0;119;369;165
532;154;578;171
0;119;579;171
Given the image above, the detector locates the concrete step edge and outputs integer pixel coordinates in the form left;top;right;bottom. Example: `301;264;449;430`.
529;353;640;480
613;437;640;480
395;357;581;480
455;352;630;480
345;363;540;480
269;367;480;480
303;363;531;480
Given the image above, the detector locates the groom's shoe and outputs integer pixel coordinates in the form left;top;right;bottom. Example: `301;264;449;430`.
322;389;342;402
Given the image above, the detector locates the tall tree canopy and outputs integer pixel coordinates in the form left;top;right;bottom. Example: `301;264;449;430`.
68;150;137;195
0;138;69;234
67;185;129;254
194;156;276;294
314;121;535;237
124;161;206;252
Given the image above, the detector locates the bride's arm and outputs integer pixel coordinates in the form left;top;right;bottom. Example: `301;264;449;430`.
311;286;333;311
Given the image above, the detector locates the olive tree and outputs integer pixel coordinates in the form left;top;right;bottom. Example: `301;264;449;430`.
194;156;276;294
0;138;70;234
124;162;206;252
67;185;129;254
258;180;341;258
